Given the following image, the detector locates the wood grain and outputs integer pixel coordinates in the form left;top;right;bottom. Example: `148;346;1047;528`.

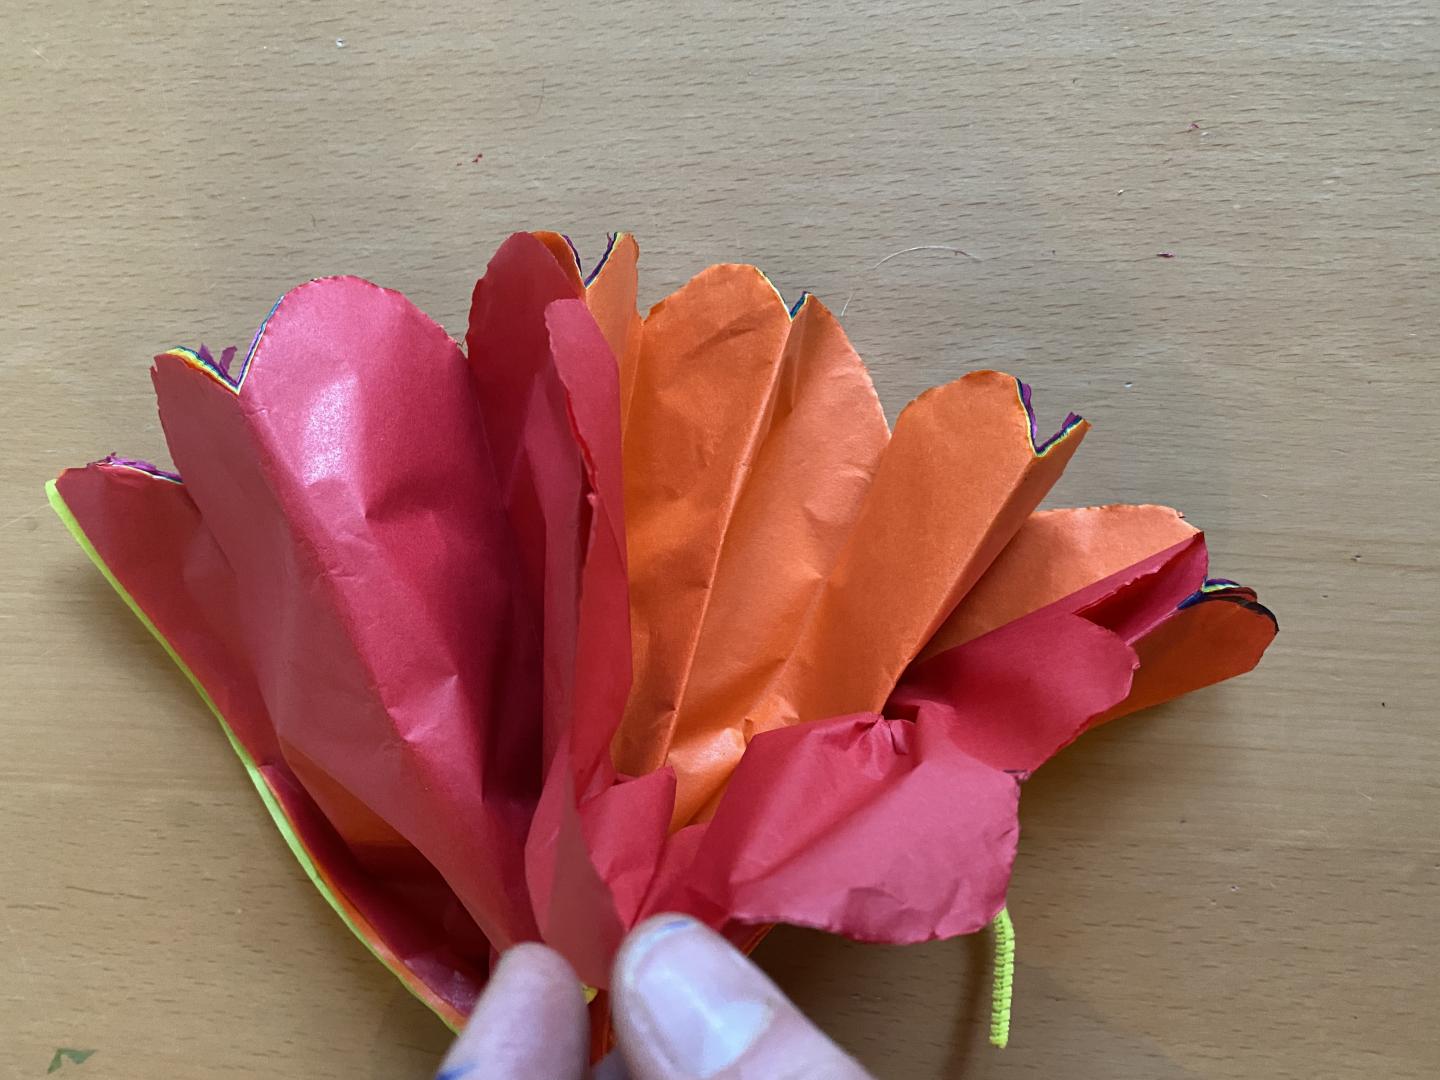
2;1;1436;1076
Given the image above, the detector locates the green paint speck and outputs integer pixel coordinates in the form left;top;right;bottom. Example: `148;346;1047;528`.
47;1049;95;1074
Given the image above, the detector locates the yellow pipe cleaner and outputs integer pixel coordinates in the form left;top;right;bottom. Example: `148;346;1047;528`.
990;906;1015;1048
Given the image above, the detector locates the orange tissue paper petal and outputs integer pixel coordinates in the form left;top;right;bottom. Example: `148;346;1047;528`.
921;503;1199;658
582;234;644;428
759;373;1087;728
1089;588;1278;728
529;230;588;294
630;294;891;825
613;264;795;778
890;534;1207;774
673;371;1087;823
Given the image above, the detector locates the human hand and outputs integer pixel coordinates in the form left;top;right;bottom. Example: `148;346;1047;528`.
435;914;874;1079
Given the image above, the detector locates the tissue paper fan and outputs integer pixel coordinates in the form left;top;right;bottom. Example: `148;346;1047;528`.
49;231;1275;1045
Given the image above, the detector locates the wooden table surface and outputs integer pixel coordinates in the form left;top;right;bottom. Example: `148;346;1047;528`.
3;2;1437;1077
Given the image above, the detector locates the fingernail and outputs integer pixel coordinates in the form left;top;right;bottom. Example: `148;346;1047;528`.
617;916;776;1077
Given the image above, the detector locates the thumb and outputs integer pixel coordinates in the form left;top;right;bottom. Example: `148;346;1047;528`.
435;943;588;1080
610;915;872;1080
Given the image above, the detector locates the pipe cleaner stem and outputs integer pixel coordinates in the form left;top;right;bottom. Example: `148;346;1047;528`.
990;906;1015;1048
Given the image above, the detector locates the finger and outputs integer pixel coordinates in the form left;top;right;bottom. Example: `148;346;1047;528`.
436;942;589;1080
611;915;873;1080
